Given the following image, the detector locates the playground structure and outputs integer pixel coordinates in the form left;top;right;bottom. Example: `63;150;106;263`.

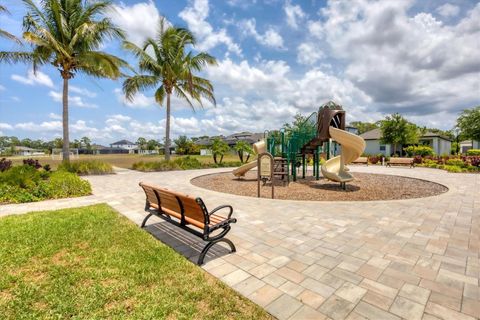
232;101;366;189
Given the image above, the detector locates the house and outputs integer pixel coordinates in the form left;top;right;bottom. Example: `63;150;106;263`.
360;128;452;156
13;146;45;156
110;139;137;150
460;140;480;154
194;132;264;156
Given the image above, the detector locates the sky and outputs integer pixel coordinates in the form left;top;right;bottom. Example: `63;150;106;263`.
0;0;479;145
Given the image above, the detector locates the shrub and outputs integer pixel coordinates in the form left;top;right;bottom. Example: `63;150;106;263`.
369;155;380;165
0;165;91;204
404;145;435;157
0;158;12;172
173;156;203;169
58;160;113;175
446;159;465;167
45;171;91;198
467;149;480;156
23;158;42;169
443;165;463;173
132;160;180;172
467;156;480;167
413;155;423;164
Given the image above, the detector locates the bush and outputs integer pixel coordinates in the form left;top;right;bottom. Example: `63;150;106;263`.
404;145;435;157
58;160;113;175
45;171;92;198
369;155;380;165
0;165;91;204
0;158;12;172
132;157;243;172
132;160;180;172
173;156;203;169
23;158;42;169
443;165;463;173
467;149;480;156
446;159;465;167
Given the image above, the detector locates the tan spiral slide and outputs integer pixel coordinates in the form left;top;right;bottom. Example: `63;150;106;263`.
321;127;366;183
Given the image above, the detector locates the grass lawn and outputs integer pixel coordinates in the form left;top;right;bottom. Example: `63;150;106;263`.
0;204;271;319
7;154;241;170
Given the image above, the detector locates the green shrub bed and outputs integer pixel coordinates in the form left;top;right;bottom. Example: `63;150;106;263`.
58;160;114;175
132;156;242;172
0;161;92;204
416;155;480;173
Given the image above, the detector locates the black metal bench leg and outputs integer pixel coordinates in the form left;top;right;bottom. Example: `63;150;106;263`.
141;212;154;228
197;238;236;265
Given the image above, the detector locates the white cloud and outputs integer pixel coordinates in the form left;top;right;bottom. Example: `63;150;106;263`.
240;19;285;49
0;123;13;130
179;0;242;55
15;121;62;132
48;91;98;108
297;42;324;65
0;85;5;91
114;88;155;109
11;70;55;88
284;1;306;29
70;86;97;98
436;3;460;17
312;0;480;126
108;1;161;46
48;113;62;120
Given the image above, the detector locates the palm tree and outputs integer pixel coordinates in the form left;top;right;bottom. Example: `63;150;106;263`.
0;0;127;161
0;5;21;44
123;20;217;161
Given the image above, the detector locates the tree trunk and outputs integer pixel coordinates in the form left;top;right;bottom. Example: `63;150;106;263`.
62;77;70;162
393;143;397;156
213;154;217;164
165;93;171;161
238;151;243;163
220;154;224;164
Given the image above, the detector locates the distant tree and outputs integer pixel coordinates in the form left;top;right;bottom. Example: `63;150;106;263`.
349;121;379;134
211;138;229;164
21;138;32;148
71;139;81;149
80;136;91;150
136;137;147;151
380;113;419;156
122;19;217;161
234;141;254;163
456;106;480;142
0;0;127;161
147;139;160;151
53;138;63;149
174;135;199;155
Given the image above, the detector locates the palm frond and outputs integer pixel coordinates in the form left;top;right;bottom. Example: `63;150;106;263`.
123;75;160;101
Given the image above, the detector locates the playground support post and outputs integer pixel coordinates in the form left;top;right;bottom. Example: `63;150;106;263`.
315;146;320;180
302;154;306;178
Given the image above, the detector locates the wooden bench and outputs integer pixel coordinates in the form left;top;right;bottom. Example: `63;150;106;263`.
352;157;369;165
139;182;237;265
387;157;414;168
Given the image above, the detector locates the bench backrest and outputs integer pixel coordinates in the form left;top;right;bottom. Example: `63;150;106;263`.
390;158;413;163
139;182;208;230
353;157;368;163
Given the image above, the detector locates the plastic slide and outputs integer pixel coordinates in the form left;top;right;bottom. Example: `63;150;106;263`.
232;140;266;177
321;127;366;183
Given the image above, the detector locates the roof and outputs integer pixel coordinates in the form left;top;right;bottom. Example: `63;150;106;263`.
194;132;264;147
360;129;452;141
359;128;382;140
14;146;36;151
111;139;136;145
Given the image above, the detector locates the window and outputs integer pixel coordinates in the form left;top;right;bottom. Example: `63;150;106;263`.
379;145;386;151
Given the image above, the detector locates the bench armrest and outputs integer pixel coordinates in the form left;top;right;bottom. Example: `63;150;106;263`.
209;205;234;219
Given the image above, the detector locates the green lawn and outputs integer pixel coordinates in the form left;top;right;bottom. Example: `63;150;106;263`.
0;204;271;319
7;153;241;170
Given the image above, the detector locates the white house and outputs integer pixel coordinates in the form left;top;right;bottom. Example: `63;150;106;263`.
13;146;45;156
360;128;452;156
110;140;138;152
460;140;480;153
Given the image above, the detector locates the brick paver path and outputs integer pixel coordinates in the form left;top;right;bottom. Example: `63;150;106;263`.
1;166;479;319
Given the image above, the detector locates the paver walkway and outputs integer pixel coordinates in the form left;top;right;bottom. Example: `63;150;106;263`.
1;166;479;319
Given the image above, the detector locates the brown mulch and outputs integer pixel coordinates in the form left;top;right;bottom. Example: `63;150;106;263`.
191;171;448;201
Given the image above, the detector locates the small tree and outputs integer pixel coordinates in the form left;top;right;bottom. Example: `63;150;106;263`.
380;113;419;156
174;135;191;155
456;106;480;143
211;138;229;164
80;136;91;151
349;121;379;134
136;137;147;151
147;139;160;151
234;141;254;163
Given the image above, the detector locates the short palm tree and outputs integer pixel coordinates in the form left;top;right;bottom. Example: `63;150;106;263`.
123;20;217;161
0;0;127;161
0;5;21;44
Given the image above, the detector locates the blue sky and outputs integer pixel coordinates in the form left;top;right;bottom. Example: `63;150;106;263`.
0;0;479;144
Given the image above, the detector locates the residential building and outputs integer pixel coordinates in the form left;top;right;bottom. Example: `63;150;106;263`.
360;128;452;156
13;146;45;156
460;140;480;154
110;139;138;150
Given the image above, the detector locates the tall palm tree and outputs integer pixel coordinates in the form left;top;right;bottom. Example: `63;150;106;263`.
0;4;21;44
0;0;127;161
123;20;217;161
